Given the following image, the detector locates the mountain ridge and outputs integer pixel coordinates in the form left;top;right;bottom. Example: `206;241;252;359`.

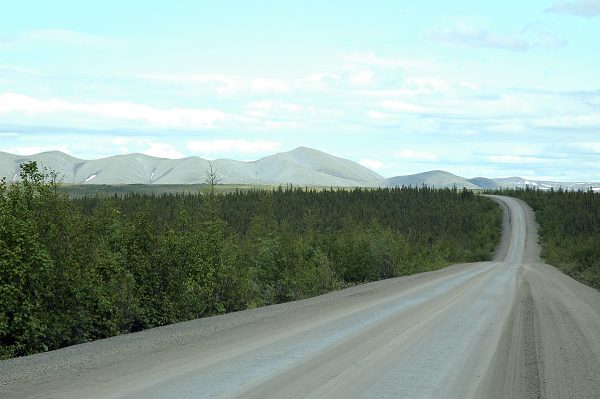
0;147;383;187
1;147;598;191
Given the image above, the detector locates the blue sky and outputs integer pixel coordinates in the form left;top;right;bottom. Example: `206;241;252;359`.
1;0;599;180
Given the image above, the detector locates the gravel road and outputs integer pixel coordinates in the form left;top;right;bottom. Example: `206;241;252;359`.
1;195;599;398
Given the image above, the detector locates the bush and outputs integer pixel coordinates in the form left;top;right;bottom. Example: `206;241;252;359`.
0;164;502;358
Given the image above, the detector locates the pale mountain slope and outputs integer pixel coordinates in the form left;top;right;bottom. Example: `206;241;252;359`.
2;148;598;190
0;152;19;182
154;158;261;185
384;170;480;189
256;147;383;184
73;154;165;184
26;151;81;182
467;177;503;190
0;147;383;187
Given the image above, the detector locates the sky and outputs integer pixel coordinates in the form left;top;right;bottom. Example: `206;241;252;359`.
1;0;599;181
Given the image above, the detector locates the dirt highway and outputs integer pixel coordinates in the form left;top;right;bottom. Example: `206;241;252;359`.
1;195;599;398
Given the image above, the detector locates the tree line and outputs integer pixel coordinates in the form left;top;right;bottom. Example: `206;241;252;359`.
493;187;599;289
1;162;501;359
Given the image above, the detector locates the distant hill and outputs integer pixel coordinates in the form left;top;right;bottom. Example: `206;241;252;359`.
384;173;600;191
1;147;598;191
466;177;502;190
383;170;480;189
0;147;383;187
255;146;383;186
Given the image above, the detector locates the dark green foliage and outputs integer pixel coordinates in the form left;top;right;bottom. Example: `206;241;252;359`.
493;188;600;289
0;163;58;357
0;163;502;359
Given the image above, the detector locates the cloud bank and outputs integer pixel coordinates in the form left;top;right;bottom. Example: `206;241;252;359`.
429;22;567;51
0;92;226;128
546;0;600;17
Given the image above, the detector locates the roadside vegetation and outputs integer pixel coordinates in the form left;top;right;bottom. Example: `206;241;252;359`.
59;183;279;198
495;188;600;289
1;162;501;359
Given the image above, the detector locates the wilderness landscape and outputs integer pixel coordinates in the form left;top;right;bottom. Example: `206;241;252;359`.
2;147;599;191
2;0;600;398
2;162;599;398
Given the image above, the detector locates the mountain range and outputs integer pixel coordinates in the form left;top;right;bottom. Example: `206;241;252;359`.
1;147;598;191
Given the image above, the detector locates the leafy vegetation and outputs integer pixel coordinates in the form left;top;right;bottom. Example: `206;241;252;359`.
494;188;600;289
1;162;501;359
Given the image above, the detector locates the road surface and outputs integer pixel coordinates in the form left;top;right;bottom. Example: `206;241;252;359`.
1;195;599;398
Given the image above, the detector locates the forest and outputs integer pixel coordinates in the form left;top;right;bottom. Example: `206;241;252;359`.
1;162;501;359
493;188;600;289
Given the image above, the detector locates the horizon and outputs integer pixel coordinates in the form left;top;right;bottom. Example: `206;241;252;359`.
1;1;599;181
3;146;597;182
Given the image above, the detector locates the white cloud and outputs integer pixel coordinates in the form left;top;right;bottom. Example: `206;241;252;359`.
429;23;530;51
546;0;600;17
485;121;528;134
366;110;396;121
279;103;303;113
348;70;374;86
0;131;20;138
487;155;544;164
245;100;302;113
250;78;289;93
0;64;40;75
142;143;185;159
429;21;566;51
0;29;120;49
28;29;117;46
111;137;133;153
394;150;439;161
344;53;431;69
0;92;226;128
522;22;568;49
531;113;600;128
112;137;130;146
0;92;63;113
575;142;600;153
303;72;341;82
140;73;236;85
140;74;291;95
186;139;282;155
359;159;385;170
458;81;480;90
3;145;70;155
241;101;304;126
262;121;302;129
405;77;451;93
381;100;428;113
140;73;240;95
